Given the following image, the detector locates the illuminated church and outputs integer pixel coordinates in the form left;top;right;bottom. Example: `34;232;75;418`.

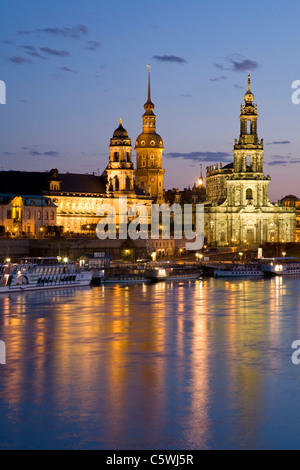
0;71;296;247
0;68;164;236
204;75;296;246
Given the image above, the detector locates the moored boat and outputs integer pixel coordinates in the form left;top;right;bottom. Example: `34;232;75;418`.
214;262;263;278
0;257;92;293
260;257;300;276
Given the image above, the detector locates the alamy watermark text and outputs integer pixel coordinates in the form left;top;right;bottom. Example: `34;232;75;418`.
0;340;6;365
0;80;6;104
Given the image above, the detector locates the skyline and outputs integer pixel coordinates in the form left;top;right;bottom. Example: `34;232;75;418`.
1;0;300;200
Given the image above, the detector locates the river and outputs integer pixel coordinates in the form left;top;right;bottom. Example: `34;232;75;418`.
0;277;300;449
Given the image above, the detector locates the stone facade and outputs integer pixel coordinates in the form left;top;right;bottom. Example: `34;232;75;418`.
0;194;57;236
205;75;296;246
135;66;165;204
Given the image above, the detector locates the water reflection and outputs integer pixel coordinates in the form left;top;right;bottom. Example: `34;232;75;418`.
0;279;300;449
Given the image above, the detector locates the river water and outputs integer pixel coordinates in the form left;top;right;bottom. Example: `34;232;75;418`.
0;277;300;450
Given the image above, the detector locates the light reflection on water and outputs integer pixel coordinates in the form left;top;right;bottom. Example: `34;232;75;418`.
0;278;300;449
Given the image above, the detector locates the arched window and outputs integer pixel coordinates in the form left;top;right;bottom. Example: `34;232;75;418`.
247;120;251;134
246;188;253;200
114;176;119;191
114;152;119;162
126;176;131;191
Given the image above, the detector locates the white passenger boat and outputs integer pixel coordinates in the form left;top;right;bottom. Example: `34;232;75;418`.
0;257;92;293
214;262;263;278
260;257;300;276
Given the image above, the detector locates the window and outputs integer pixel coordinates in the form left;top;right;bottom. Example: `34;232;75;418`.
51;211;54;221
246;155;251;169
45;211;48;220
247;120;251;134
246;188;253;200
37;211;41;220
7;209;12;219
27;209;31;219
114;152;119;162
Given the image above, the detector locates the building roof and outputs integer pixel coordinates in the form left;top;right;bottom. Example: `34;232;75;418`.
0;193;56;207
59;173;107;194
0;170;108;196
0;170;148;198
0;171;51;195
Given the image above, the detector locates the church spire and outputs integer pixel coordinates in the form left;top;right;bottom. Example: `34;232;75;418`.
143;64;155;116
247;73;251;92
147;64;151;103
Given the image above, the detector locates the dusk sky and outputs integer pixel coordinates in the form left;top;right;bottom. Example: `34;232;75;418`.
1;0;300;200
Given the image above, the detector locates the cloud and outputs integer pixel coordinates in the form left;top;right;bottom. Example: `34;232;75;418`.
28;51;48;59
85;40;102;51
215;54;259;72
210;75;227;82
234;84;244;89
147;24;161;30
266;140;291;145
29;150;61;157
153;55;186;64
22;45;35;51
267;160;300;166
180;94;192;98
40;25;88;38
22;45;48;59
165;151;232;162
58;66;77;73
40;47;70;57
8;56;31;64
266;153;300;166
18;25;89;39
3;152;13;156
17;30;33;35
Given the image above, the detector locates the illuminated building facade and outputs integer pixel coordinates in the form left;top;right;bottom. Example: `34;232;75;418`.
0;193;57;236
205;75;296;246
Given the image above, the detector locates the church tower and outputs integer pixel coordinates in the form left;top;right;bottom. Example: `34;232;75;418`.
226;74;270;209
135;66;165;204
233;74;264;174
106;119;135;195
204;74;296;246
